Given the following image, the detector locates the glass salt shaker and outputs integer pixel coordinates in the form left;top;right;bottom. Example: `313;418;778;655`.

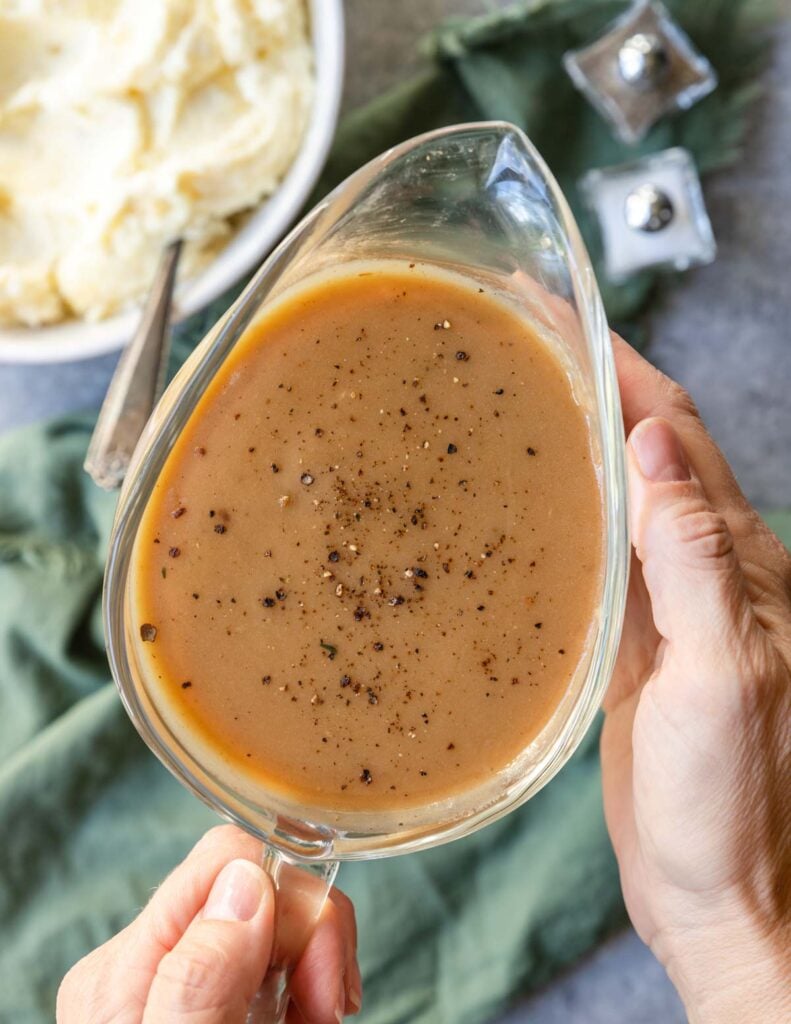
579;147;716;281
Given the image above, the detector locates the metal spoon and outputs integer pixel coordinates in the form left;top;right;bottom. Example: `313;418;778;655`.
84;240;182;490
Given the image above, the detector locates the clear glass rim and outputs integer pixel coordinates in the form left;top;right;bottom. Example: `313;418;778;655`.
103;121;629;862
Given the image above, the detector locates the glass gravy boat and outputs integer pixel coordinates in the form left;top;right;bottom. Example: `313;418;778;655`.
104;122;629;1021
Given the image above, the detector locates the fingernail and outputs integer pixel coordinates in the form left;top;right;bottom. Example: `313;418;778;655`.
348;977;362;1014
204;859;265;922
336;969;346;1022
347;958;362;1014
631;418;690;483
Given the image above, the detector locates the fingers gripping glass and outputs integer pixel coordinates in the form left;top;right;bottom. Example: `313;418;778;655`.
104;123;629;1021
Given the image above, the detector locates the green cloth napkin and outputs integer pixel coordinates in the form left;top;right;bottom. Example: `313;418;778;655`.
0;3;776;1022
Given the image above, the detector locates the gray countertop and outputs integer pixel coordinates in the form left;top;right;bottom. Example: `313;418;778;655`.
2;3;788;1022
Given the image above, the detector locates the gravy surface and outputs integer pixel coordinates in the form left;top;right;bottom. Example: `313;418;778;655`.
133;264;602;811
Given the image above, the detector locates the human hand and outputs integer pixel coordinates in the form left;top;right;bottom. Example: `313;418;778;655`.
57;824;360;1024
602;337;791;1023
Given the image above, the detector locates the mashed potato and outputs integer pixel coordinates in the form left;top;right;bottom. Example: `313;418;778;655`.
0;0;313;327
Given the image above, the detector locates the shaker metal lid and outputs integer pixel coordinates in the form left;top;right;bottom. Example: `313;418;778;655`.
617;32;670;90
624;184;675;233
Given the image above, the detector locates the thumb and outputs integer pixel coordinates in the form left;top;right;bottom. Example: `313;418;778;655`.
627;417;754;666
144;859;274;1024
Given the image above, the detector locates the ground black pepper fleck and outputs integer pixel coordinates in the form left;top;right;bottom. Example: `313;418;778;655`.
455;350;468;361
262;597;276;607
527;447;537;456
360;768;373;784
181;681;192;689
140;624;157;642
320;640;338;660
214;524;226;534
171;507;186;518
447;443;457;454
168;547;180;558
328;550;340;563
340;675;351;688
275;589;287;601
271;463;280;473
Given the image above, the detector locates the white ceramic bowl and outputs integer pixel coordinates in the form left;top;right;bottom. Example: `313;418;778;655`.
0;0;345;365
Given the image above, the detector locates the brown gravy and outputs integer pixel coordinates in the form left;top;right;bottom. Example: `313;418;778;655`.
133;264;602;811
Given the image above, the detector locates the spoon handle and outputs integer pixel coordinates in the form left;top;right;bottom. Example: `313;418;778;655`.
84;239;183;490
